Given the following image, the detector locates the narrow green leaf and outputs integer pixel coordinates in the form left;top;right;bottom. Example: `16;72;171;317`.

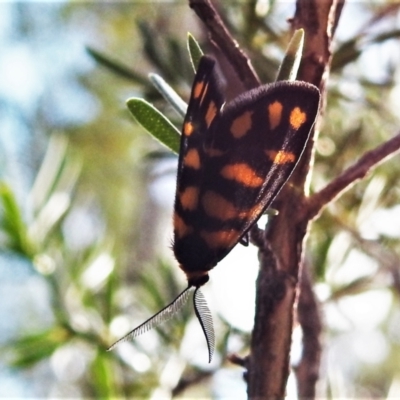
187;32;204;72
332;30;400;72
369;28;400;44
138;21;168;73
86;46;149;85
0;182;33;256
329;276;372;301
148;73;187;118
29;134;68;214
331;38;361;72
8;327;70;368
145;150;177;161
126;98;180;154
28;137;81;246
168;37;187;78
91;350;120;398
140;272;166;311
276;29;304;81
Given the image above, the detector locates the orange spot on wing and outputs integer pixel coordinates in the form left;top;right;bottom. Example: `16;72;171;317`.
174;212;192;238
183;149;201;169
290;107;307;129
230;111;253;138
266;150;296;164
205;147;225;157
205;101;217;128
236;202;265;228
180;186;199;210
201;191;237;220
201;190;264;223
268;101;283;130
200;229;240;249
193;81;204;99
246;202;265;219
183;122;194;136
220;163;263;187
233;202;264;223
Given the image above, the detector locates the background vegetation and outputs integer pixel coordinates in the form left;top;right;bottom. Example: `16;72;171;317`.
1;1;400;398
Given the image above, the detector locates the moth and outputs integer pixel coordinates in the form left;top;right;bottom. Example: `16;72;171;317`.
109;55;320;362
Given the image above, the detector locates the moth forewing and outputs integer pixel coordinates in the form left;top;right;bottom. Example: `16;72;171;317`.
174;79;320;269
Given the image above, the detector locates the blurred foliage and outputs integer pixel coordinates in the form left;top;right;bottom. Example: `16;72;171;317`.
1;1;400;399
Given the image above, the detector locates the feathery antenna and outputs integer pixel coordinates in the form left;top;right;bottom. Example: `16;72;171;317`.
108;286;192;351
193;287;215;363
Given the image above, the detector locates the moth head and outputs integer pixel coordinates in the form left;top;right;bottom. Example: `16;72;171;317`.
187;271;210;288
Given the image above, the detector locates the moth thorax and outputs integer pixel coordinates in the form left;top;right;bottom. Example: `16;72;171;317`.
187;271;210;288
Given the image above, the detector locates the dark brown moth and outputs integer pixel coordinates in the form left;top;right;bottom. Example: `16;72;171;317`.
108;55;320;362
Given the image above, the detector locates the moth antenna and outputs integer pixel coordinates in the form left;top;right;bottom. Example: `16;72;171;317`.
108;286;192;351
193;287;215;363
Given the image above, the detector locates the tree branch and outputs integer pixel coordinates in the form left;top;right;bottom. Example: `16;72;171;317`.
248;1;343;398
188;0;260;89
304;131;400;221
294;264;323;399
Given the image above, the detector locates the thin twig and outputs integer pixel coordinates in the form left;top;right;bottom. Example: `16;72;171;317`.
172;370;214;397
305;131;400;220
341;223;400;297
188;0;260;89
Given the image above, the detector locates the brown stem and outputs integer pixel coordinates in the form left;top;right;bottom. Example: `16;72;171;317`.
248;240;297;399
188;0;260;89
294;264;323;399
248;1;343;398
304;131;400;221
172;370;214;397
